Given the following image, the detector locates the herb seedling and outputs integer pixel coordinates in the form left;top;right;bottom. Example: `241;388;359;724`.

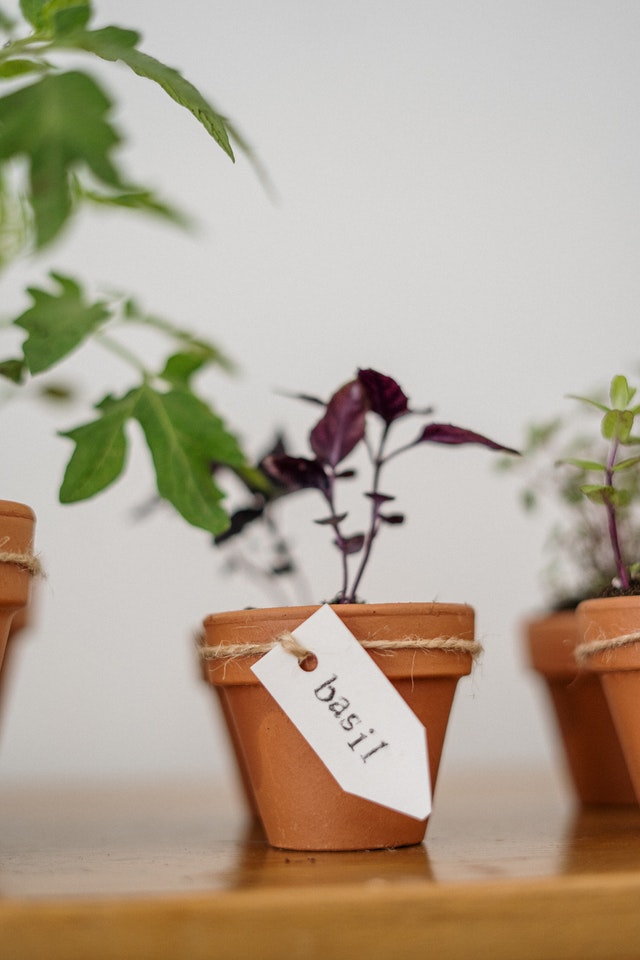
238;368;518;604
561;374;640;593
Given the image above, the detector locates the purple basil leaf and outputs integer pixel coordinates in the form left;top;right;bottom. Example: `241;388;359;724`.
357;368;410;423
310;379;368;467
380;513;405;525
263;454;330;493
214;505;265;544
416;422;520;454
314;513;348;526
335;468;357;479
278;389;326;406
365;491;395;504
338;533;365;555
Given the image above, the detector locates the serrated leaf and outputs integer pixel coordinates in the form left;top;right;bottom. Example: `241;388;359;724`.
59;395;132;501
132;385;243;534
0;71;127;246
67;26;234;160
14;272;110;373
78;185;190;227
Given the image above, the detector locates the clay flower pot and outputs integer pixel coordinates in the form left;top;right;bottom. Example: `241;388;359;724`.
525;610;635;804
200;602;478;851
576;596;640;802
0;500;39;678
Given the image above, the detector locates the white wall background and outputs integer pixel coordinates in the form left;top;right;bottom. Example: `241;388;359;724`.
1;0;640;791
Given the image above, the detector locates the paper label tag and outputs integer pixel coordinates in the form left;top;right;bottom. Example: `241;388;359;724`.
250;604;431;820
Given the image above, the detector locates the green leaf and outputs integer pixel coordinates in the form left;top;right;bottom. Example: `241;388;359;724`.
132;385;243;534
580;483;631;508
20;0;90;33
0;59;47;78
602;409;634;443
0;358;26;383
59;394;133;502
610;374;635;410
561;457;606;473
51;2;90;35
65;26;234;160
77;185;190;227
0;70;126;246
160;350;212;387
580;483;614;505
14;272;110;373
567;393;609;413
612;455;640;473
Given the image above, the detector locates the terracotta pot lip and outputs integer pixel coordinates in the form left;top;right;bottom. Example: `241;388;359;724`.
578;595;640;615
203;601;474;627
0;500;35;521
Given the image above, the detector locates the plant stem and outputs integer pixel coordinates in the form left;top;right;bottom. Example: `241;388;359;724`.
321;470;350;603
606;438;630;589
95;331;149;380
347;421;391;603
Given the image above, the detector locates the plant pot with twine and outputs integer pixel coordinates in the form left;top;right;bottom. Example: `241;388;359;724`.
0;500;40;681
575;595;640;802
525;609;635;805
200;602;479;851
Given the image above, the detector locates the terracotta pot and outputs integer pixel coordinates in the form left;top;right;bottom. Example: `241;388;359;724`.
0;500;37;676
525;610;635;804
576;596;640;802
201;602;476;851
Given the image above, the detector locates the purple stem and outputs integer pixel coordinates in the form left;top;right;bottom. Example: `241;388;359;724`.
346;422;391;603
321;469;350;602
605;438;630;589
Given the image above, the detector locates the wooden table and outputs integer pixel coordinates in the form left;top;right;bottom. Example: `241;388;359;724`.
2;768;640;959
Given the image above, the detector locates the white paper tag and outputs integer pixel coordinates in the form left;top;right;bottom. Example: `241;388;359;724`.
250;604;431;820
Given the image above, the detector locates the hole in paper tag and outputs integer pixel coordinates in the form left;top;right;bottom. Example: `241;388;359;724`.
250;604;431;820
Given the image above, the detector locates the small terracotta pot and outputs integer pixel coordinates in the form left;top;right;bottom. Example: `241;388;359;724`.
525;610;635;804
201;602;476;851
0;500;37;676
576;596;640;802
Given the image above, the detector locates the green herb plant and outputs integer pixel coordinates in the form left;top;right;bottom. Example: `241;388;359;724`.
561;374;640;595
0;0;260;535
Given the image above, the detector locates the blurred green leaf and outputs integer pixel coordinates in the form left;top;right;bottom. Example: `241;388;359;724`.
59;393;133;501
0;358;26;382
65;26;234;160
15;272;110;373
0;71;127;246
610;374;635;410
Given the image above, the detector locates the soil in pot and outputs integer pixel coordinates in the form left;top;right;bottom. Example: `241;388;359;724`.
525;610;635;805
200;602;477;852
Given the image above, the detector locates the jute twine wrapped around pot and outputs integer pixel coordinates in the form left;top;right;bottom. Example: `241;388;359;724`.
575;631;640;663
0;536;43;577
199;630;483;663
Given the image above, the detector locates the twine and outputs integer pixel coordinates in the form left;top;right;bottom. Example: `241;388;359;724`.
198;630;482;662
575;631;640;663
0;537;43;577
